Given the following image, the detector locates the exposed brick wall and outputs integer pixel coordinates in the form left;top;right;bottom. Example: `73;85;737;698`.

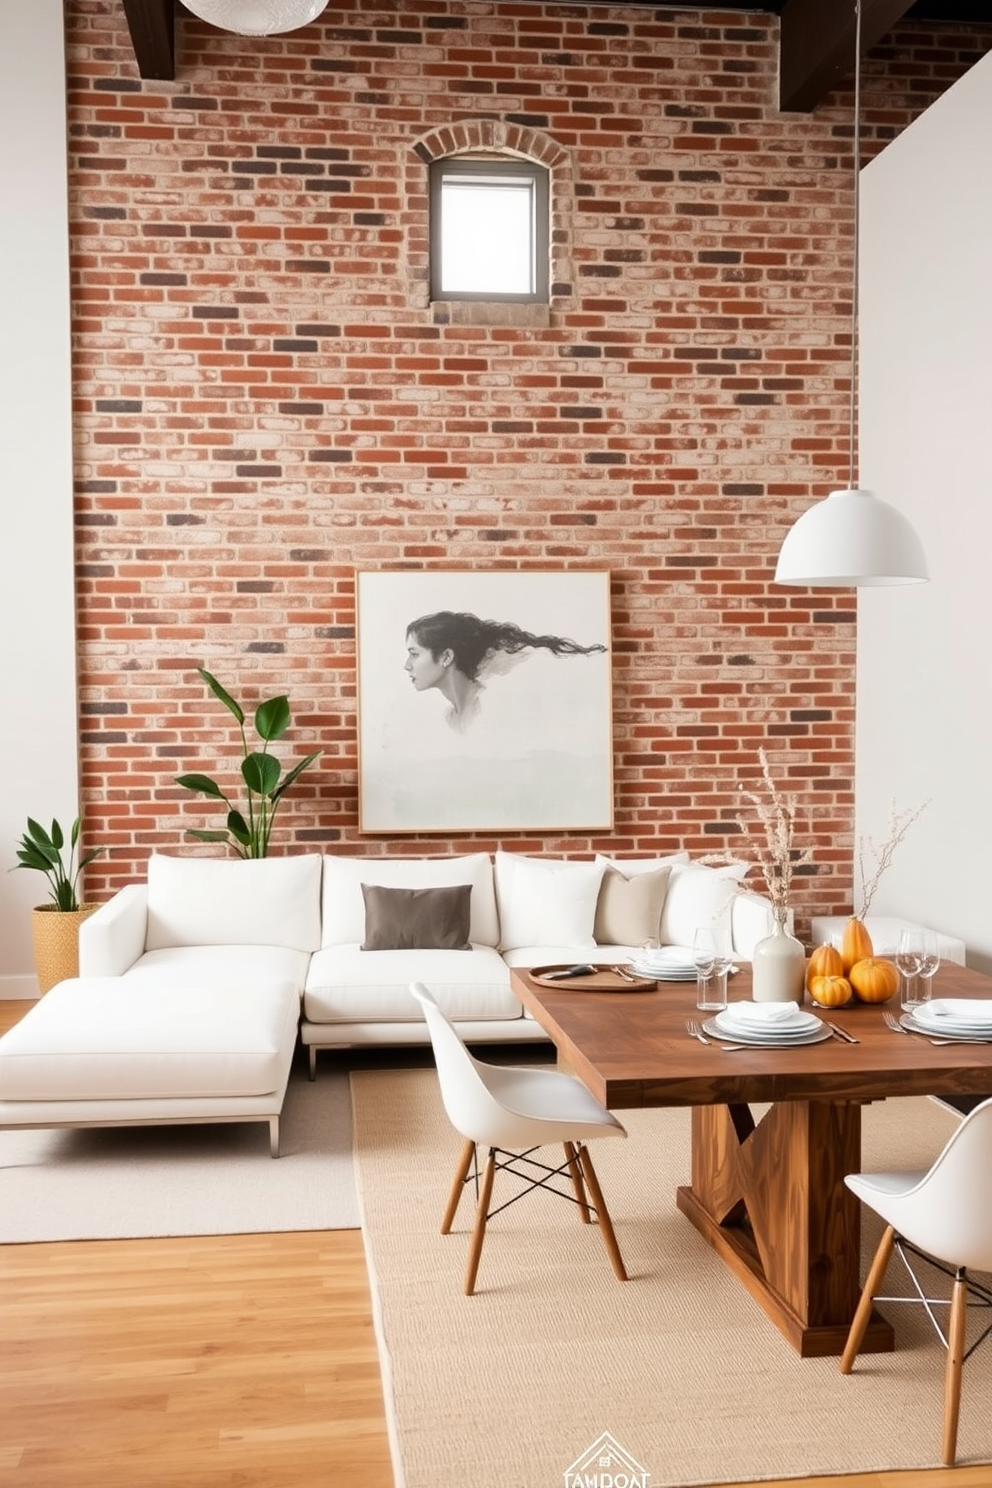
64;2;990;937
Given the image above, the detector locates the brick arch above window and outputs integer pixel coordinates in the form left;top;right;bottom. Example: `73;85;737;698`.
407;120;575;324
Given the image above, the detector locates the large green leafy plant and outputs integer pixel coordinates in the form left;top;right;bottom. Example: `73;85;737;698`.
13;816;104;911
175;668;321;858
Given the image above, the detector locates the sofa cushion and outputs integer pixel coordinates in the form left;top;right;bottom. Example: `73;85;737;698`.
145;853;322;953
495;853;606;953
321;854;498;948
659;863;749;955
304;944;516;1023
119;944;312;996
595;851;690;877
0;977;300;1102
361;884;472;952
594;865;672;946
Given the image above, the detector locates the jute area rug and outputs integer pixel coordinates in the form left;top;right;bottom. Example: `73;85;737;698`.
0;1060;358;1242
351;1068;992;1488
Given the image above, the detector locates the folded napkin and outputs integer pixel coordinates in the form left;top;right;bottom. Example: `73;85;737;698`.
919;998;992;1026
721;1000;811;1029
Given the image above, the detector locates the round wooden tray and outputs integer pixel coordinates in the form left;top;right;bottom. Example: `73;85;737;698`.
528;963;658;992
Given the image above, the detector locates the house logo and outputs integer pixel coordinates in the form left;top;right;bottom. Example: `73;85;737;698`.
564;1431;650;1488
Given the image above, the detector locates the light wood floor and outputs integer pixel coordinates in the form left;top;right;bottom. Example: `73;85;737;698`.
1;999;988;1488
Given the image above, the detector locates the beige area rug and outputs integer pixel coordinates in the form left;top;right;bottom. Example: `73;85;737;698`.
352;1069;992;1488
0;1063;358;1242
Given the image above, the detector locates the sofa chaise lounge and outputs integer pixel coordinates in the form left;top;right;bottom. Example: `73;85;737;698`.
0;849;775;1151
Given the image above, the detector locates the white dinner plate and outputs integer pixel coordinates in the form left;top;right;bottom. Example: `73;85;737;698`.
628;962;695;981
901;1012;992;1042
910;1003;992;1034
703;1017;832;1047
714;1007;821;1039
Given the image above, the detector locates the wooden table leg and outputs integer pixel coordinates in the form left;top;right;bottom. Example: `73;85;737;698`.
676;1100;895;1358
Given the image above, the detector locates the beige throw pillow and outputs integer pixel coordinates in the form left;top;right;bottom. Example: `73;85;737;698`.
593;865;672;946
360;883;472;951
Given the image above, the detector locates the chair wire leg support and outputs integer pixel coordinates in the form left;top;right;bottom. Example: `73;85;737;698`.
442;1139;628;1294
841;1228;992;1467
872;1237;992;1357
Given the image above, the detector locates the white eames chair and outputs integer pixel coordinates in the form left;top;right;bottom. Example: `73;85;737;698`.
840;1096;992;1465
409;981;628;1295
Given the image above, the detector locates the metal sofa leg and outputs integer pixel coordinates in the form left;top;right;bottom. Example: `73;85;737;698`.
269;1116;280;1158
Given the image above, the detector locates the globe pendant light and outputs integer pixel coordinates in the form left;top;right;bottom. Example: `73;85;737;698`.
774;0;927;588
182;1;329;36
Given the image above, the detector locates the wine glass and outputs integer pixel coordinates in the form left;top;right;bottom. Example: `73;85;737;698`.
692;927;717;979
917;931;940;1004
693;927;728;1011
896;928;923;1011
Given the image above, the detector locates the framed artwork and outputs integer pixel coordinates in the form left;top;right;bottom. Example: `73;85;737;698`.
357;570;614;833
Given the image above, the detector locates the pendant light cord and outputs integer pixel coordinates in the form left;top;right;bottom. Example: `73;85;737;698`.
848;0;862;489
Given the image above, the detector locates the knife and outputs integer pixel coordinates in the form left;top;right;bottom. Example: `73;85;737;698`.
826;1020;859;1045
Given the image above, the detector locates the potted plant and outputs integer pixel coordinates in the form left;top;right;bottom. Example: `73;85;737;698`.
175;668;321;857
12;816;105;992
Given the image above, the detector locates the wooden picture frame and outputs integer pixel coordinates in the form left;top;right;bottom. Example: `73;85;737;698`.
357;570;614;833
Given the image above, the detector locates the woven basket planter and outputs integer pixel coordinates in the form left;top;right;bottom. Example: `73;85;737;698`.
30;904;98;993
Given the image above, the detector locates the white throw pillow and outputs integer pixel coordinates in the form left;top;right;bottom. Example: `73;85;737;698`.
494;852;606;952
321;853;498;947
145;853;322;952
595;851;690;877
659;863;749;955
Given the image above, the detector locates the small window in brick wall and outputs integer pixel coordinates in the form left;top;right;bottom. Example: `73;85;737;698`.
429;156;549;304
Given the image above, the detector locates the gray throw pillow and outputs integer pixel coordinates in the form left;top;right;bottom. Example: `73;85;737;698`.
360;883;472;951
593;865;672;946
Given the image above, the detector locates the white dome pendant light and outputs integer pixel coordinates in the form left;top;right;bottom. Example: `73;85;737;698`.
182;1;330;37
774;0;927;588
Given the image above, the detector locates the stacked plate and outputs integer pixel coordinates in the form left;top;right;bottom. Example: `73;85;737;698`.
904;998;992;1042
627;946;697;982
705;1001;831;1047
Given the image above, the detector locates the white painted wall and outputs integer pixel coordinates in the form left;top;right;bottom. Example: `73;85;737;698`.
858;51;992;972
0;3;81;996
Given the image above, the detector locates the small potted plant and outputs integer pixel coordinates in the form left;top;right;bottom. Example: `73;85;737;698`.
12;816;104;992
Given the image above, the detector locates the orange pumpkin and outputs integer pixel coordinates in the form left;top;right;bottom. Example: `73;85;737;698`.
841;916;874;973
806;942;844;990
808;974;853;1008
848;956;899;1004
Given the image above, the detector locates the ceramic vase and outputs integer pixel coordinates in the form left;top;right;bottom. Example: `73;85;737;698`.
751;909;806;1004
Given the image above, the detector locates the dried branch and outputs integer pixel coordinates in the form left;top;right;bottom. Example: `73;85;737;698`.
729;749;813;917
857;799;929;919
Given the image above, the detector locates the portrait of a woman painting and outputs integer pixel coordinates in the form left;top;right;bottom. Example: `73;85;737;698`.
357;571;613;832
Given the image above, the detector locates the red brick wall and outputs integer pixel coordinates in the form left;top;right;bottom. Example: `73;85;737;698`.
65;2;990;935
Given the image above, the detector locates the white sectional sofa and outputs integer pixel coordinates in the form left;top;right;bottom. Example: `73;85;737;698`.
77;848;776;1078
0;848;776;1151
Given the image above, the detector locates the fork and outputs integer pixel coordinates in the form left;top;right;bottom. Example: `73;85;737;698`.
685;1018;747;1051
883;1009;966;1045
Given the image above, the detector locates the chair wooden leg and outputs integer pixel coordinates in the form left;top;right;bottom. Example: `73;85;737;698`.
577;1145;627;1281
564;1141;592;1223
463;1148;496;1296
441;1138;476;1235
840;1224;896;1374
942;1268;968;1466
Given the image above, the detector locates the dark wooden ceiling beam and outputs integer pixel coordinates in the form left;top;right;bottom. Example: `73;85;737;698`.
122;0;175;82
779;0;917;111
118;0;987;89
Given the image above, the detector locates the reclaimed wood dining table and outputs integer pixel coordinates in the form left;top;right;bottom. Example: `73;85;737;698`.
510;962;992;1358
